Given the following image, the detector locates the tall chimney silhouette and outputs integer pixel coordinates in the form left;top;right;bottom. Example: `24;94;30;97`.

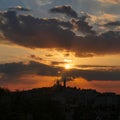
63;78;66;88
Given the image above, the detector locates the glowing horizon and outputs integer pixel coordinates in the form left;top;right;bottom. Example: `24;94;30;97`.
0;0;120;94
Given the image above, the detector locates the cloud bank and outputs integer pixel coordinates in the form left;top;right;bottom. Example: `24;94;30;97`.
0;61;120;86
0;61;60;84
0;6;120;57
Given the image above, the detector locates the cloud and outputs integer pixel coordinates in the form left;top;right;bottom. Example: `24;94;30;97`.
89;13;119;25
98;0;120;4
0;61;60;76
103;21;120;31
64;53;70;57
0;61;61;84
45;54;53;57
35;0;52;6
0;10;120;57
51;61;67;65
71;18;96;35
8;6;31;11
0;61;120;86
50;5;78;18
0;10;75;48
89;13;120;32
77;31;120;56
64;69;120;81
76;64;120;70
104;21;120;27
30;55;43;61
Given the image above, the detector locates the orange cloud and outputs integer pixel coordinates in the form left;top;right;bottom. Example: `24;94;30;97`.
90;13;119;25
67;78;120;94
91;80;120;94
2;75;56;91
98;0;120;4
67;78;94;89
1;73;120;94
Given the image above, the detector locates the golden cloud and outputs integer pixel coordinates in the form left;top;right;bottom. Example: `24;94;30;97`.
98;0;120;4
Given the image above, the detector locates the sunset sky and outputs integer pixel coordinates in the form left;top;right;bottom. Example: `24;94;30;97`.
0;0;120;93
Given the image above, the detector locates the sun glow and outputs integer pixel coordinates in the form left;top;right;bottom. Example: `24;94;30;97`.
63;58;73;69
65;64;71;69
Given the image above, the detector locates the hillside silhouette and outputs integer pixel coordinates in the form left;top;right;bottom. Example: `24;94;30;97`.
0;86;120;120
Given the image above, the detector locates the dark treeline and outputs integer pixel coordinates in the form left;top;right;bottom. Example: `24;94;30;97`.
0;86;120;120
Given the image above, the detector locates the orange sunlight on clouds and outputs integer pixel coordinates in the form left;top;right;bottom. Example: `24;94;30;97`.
1;75;120;94
67;78;94;89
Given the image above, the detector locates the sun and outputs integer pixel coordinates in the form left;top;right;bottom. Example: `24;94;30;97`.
65;64;71;69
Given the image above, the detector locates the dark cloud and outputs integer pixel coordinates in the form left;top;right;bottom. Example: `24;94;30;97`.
76;65;120;70
30;55;43;61
0;61;120;86
51;61;67;65
45;54;53;57
78;14;90;21
71;18;96;35
0;10;120;57
104;21;120;27
64;53;70;57
0;61;60;76
0;61;61;84
50;5;78;18
0;10;74;49
64;69;120;81
72;31;120;57
8;6;31;11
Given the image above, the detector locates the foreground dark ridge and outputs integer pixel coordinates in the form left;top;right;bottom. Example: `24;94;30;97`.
0;86;120;120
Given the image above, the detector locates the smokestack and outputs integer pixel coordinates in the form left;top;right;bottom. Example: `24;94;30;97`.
63;78;66;88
